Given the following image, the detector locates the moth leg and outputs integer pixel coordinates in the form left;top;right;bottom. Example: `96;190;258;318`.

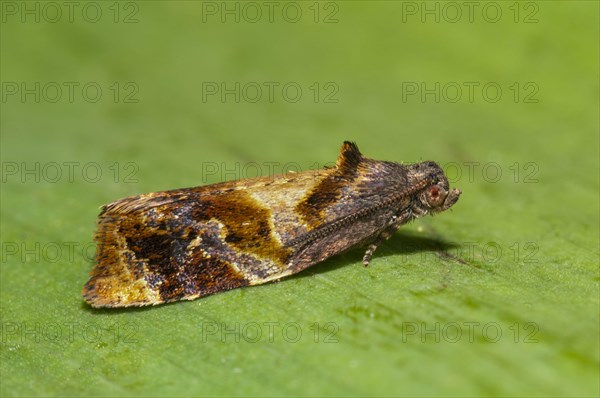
362;209;413;266
362;228;395;266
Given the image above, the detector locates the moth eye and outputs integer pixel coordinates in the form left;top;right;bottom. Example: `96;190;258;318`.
426;185;446;207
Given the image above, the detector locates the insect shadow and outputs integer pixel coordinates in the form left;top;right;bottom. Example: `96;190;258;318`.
288;232;462;280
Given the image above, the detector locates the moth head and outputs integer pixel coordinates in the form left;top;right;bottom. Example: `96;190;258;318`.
410;161;461;214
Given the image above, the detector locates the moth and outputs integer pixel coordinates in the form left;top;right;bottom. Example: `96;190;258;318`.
83;142;461;307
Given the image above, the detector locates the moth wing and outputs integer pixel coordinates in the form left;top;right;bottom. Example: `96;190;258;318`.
83;174;318;308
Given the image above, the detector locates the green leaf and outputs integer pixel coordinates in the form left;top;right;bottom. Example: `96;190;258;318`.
1;2;598;397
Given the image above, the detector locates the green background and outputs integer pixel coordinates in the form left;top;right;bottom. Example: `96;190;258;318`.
1;1;598;396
